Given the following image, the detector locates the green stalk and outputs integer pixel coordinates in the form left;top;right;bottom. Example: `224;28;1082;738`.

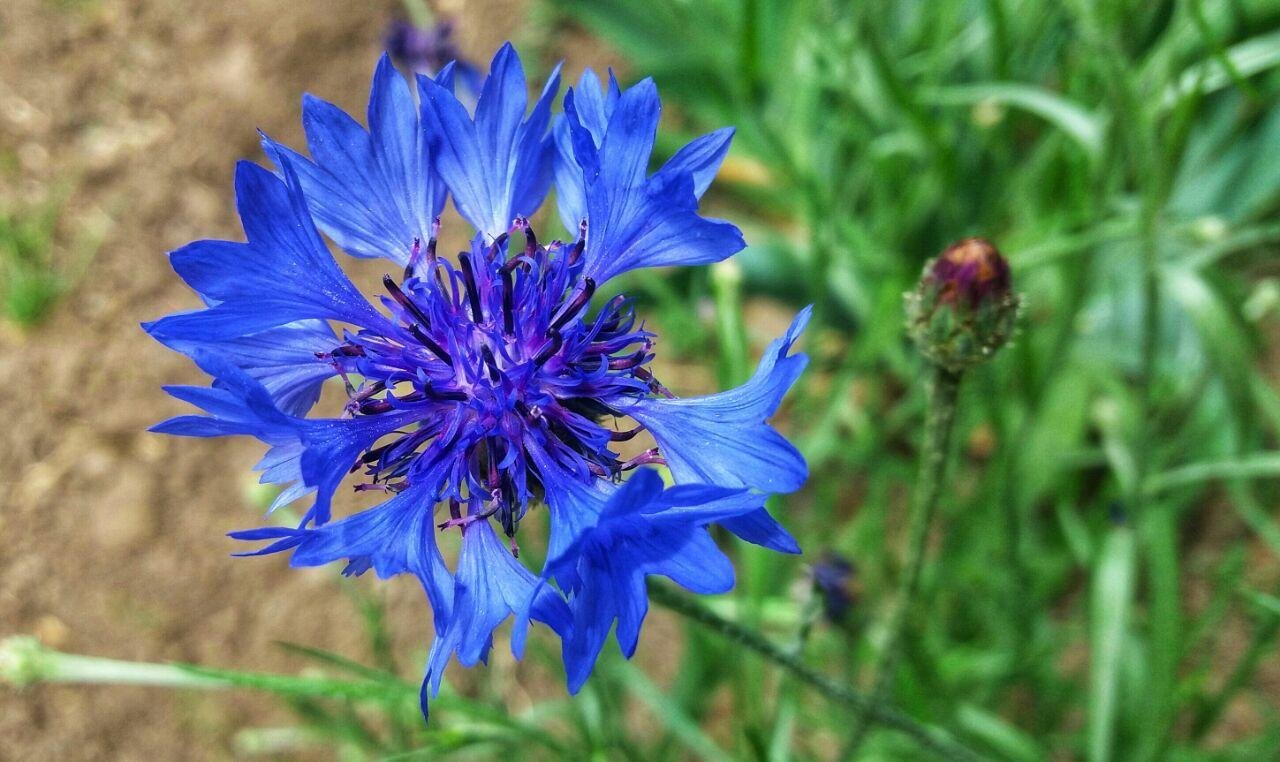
0;637;226;690
399;0;434;27
647;584;980;761
846;364;963;752
0;636;410;702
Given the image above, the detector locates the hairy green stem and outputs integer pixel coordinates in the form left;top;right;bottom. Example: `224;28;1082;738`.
648;584;980;761
847;364;964;753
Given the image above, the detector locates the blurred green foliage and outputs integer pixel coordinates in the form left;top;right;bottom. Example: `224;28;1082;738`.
537;0;1280;759
0;200;65;327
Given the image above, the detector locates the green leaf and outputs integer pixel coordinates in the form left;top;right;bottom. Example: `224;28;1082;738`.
1089;527;1136;762
609;660;735;762
1242;588;1280;619
1145;452;1280;494
924;82;1106;157
1163;29;1280;111
175;663;412;703
955;703;1044;761
273;641;399;683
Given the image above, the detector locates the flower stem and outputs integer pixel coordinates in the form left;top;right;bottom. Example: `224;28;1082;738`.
846;364;964;751
648;583;980;761
0;636;410;703
0;636;226;690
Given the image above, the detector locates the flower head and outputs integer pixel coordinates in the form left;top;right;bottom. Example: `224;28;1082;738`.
928;237;1012;309
811;551;858;624
905;237;1018;372
145;44;810;720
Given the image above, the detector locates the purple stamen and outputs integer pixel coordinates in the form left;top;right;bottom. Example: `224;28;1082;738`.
550;278;597;331
409;324;453;365
486;232;510;262
533;329;563;367
383;274;434;328
500;268;516;335
457;253;484;323
403;237;422;279
619;448;665;472
608;349;649;371
609;426;643;442
481;346;501;381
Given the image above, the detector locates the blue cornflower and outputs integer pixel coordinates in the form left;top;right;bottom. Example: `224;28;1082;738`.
145;44;810;719
383;18;483;96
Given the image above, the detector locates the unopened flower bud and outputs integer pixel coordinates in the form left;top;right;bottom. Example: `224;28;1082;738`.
905;237;1019;372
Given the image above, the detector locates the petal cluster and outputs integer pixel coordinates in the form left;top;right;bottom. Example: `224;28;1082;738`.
145;43;811;719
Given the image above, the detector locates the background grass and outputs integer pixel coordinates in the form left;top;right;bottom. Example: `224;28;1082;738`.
531;0;1280;758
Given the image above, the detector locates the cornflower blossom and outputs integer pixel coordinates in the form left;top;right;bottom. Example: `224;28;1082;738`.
145;43;810;718
383;18;483;95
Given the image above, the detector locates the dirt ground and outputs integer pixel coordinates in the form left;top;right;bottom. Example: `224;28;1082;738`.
0;1;617;758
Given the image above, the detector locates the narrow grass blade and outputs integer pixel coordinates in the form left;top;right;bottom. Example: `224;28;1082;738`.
924;82;1105;157
610;660;734;762
1088;527;1136;762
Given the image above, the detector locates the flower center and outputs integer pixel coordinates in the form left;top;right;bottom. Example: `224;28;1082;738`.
319;219;666;541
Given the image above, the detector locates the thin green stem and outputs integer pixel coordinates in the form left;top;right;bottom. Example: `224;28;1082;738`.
647;584;981;761
847;364;964;753
399;0;434;27
0;637;226;690
0;635;410;702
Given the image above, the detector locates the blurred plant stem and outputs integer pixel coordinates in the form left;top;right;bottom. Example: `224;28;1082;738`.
711;259;750;387
845;364;964;754
399;0;433;26
0;636;226;690
0;635;409;701
647;583;980;761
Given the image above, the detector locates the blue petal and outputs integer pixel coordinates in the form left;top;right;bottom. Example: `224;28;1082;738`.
539;469;757;693
232;486;458;723
553;73;731;240
619;307;811;495
153;352;321;515
227;527;307;557
559;80;744;284
254;440;313;513
551;116;587;233
260;55;445;264
419;43;560;238
296;412;423;526
652;126;735;199
425;521;571;691
288;486;436;579
595;77;660;194
145;160;394;341
154;352;294;439
151;320;336;416
581;170;745;285
156;349;419;528
552;70;621;232
525;437;609;571
643;482;765;525
639;530;735;597
562;548;646;693
718;506;801;555
571;69;620;146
